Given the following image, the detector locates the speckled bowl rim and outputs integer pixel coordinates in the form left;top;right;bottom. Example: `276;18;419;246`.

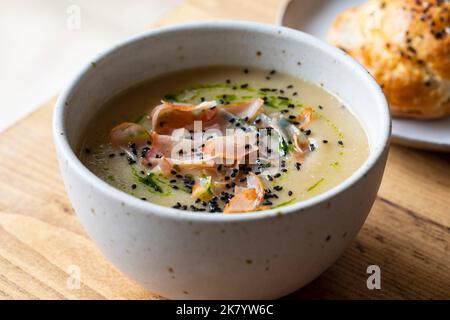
54;21;391;222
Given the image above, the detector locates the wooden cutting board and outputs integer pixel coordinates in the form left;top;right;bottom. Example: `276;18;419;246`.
0;0;449;300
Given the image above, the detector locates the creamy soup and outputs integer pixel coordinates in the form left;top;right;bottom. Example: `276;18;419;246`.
80;66;369;213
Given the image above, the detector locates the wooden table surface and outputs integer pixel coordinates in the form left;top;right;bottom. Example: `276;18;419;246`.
0;0;449;300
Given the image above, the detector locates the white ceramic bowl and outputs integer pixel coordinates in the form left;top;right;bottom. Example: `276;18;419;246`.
53;21;390;299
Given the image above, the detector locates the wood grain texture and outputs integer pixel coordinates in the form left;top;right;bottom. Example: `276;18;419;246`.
0;0;449;300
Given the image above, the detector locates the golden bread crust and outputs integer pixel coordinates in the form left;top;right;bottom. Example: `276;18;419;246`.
328;0;450;119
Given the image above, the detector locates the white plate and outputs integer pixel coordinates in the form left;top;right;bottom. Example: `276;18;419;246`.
278;0;450;152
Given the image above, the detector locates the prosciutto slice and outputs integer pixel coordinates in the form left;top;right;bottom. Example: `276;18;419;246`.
202;130;259;165
224;173;266;213
150;99;263;134
110;122;150;148
151;100;218;134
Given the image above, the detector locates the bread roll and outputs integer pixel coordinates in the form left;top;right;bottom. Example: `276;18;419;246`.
328;0;450;119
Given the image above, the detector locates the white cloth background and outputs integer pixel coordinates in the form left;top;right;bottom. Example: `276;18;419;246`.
0;0;181;132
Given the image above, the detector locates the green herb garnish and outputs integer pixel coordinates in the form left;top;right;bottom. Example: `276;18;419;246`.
138;173;164;193
307;178;325;192
278;137;292;156
163;93;178;101
132;167;170;195
330;161;340;169
274;198;296;208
